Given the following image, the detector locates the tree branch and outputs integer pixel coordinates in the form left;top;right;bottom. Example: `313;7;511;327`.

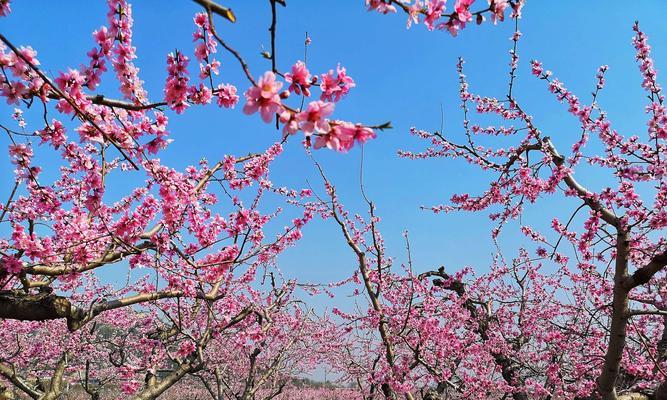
192;0;236;23
624;251;667;290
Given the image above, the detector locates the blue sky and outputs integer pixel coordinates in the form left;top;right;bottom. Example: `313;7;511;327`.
2;1;667;305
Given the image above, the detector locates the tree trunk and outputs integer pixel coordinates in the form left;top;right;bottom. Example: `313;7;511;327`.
0;291;84;331
597;232;630;400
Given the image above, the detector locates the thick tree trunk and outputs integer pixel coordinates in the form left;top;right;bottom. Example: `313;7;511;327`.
617;394;649;400
38;353;68;400
597;232;630;400
0;291;84;331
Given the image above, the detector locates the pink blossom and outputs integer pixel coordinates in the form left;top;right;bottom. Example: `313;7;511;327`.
93;26;112;52
0;0;11;16
107;1;148;101
121;380;141;395
187;83;212;105
215;83;239;108
279;109;299;136
194;12;208;27
192;12;217;64
296;100;335;134
243;71;283;123
351;124;376;144
284;60;312;96
312;120;376;152
164;51;190;114
366;0;397;14
314;123;354;152
424;0;446;31
2;81;26;104
8;46;38;76
194;42;209;60
406;2;422;29
39;120;67;149
530;60;543;76
320;65;355;102
176;340;196;358
82;47;107;89
1;255;22;274
455;0;475;23
489;0;509;23
11;107;25;128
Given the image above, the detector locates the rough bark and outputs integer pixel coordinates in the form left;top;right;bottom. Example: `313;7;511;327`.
130;362;196;400
598;232;630;400
39;354;68;400
0;291;84;331
0;363;40;400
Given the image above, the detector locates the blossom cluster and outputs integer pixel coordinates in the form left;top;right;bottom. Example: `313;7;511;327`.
242;65;374;152
366;0;525;36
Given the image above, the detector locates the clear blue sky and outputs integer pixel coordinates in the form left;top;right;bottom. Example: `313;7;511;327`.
2;1;667;304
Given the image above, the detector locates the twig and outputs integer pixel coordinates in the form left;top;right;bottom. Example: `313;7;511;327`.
0;33;139;170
